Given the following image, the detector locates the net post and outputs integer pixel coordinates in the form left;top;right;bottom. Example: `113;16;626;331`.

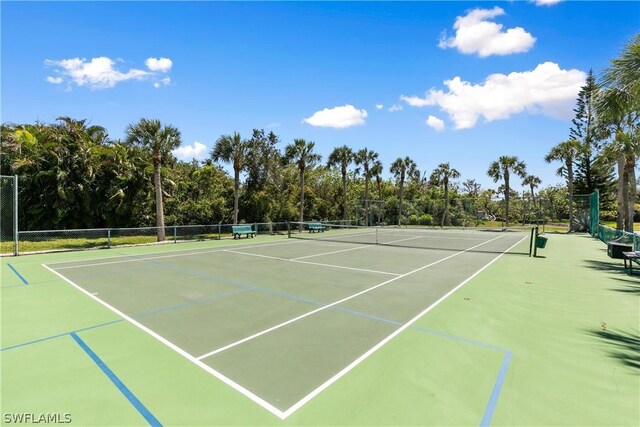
287;221;291;238
173;225;177;243
533;226;539;257
13;175;18;256
254;222;257;236
218;223;221;240
529;227;535;257
107;229;111;248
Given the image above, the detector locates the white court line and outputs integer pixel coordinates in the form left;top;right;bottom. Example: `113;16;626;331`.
41;263;289;419
196;233;506;360
291;235;424;260
51;239;305;270
282;234;529;417
223;249;400;277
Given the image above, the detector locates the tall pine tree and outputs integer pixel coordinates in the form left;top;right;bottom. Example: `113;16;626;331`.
571;69;615;199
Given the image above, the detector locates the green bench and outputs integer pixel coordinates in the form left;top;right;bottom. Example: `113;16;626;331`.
232;225;256;239
308;223;326;233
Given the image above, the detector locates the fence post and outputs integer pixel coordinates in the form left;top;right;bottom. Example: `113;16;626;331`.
13;175;18;256
254;222;258;236
174;225;177;243
218;223;221;240
287;221;291;238
107;229;111;248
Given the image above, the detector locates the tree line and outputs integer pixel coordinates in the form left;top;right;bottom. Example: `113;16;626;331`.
1;35;637;239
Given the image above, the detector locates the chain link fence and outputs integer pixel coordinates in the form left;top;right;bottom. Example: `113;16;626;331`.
5;222;295;256
0;175;18;255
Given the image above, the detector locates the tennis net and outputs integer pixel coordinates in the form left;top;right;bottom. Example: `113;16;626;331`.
288;222;534;255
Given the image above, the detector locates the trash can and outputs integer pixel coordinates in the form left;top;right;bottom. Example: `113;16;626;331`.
535;235;548;248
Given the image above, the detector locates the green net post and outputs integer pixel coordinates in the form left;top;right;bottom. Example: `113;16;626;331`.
589;190;600;237
529;227;535;257
107;229;111;248
287;221;291;238
533;226;539;257
13;175;18;255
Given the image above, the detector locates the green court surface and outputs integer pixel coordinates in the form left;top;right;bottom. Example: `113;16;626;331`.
1;230;638;426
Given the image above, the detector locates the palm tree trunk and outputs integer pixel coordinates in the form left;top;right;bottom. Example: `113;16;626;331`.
398;179;404;226
504;175;510;228
376;178;382;225
364;176;369;226
342;170;348;221
568;162;574;232
233;168;240;225
153;161;166;241
442;182;449;227
616;157;625;230
299;168;305;231
620;158;630;232
627;157;636;233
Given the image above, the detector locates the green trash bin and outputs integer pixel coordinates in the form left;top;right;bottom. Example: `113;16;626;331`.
535;235;548;248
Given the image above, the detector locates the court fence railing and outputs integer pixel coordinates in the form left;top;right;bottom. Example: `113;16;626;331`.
2;222;301;256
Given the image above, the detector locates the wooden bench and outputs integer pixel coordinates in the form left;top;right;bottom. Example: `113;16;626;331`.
622;251;640;275
232;225;256;239
308;223;326;233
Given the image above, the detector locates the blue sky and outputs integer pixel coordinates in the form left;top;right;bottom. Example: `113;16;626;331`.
2;1;638;191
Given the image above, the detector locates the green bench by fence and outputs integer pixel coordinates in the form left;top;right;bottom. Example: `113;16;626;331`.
232;225;256;239
308;223;325;233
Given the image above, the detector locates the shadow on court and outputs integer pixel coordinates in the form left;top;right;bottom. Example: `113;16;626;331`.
587;328;640;371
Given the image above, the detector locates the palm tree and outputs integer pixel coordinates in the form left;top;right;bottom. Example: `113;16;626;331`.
545;140;581;231
371;160;383;224
390;156;418;226
487;156;527;227
211;132;249;225
522;174;542;211
594;35;640;232
430;162;460;227
462;179;481;197
284;139;321;229
327;145;354;221
125;118;181;241
594;88;638;232
354;148;380;226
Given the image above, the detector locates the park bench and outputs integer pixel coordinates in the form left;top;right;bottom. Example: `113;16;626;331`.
308;222;326;233
622;251;640;275
232;225;256;239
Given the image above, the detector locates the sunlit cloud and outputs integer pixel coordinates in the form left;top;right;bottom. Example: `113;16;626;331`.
401;62;586;129
302;105;368;129
439;7;536;57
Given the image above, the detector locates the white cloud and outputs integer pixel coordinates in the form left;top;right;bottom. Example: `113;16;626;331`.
153;77;171;88
302;105;368;129
172;141;208;161
388;104;403;112
401;62;586;129
44;57;149;89
45;56;173;90
375;104;384;110
146;57;173;72
533;0;561;5
438;7;536;57
426;115;445;132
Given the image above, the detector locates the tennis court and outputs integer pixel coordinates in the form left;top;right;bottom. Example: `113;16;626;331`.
41;226;530;417
2;227;638;426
